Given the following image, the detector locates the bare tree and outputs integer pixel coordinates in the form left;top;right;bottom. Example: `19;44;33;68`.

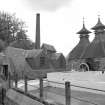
0;11;27;45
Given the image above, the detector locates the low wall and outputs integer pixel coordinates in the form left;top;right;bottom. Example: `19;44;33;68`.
6;89;44;105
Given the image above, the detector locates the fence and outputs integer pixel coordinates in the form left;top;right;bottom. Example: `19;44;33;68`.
44;80;101;105
11;77;105;105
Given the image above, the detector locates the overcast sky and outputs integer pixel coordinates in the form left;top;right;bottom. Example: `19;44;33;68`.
0;0;105;56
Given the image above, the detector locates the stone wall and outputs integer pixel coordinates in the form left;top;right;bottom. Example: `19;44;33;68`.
67;59;86;71
67;57;105;71
94;57;105;71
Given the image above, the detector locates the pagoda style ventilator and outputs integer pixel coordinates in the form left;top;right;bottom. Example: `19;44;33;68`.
82;17;105;58
67;19;91;71
67;16;105;71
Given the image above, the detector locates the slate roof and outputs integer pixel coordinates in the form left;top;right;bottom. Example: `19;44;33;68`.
41;43;56;52
81;18;105;58
91;17;105;30
25;49;43;58
81;32;105;58
4;47;42;79
77;23;91;34
68;38;90;60
2;47;65;78
50;53;63;60
68;23;90;60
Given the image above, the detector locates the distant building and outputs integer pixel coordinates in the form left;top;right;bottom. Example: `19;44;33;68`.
35;13;66;70
26;49;50;69
0;13;66;80
67;17;105;71
49;53;66;69
4;46;45;79
67;19;91;71
41;43;56;54
41;43;66;69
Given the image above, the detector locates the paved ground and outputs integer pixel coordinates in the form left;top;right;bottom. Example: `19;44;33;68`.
47;71;105;94
18;71;105;105
29;86;105;105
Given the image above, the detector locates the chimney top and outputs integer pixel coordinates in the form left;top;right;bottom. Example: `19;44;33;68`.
36;13;40;16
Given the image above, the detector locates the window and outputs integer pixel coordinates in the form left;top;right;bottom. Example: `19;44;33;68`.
0;65;8;80
3;65;8;80
40;57;45;67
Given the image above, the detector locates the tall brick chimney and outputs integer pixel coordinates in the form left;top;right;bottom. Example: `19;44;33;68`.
35;13;40;49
